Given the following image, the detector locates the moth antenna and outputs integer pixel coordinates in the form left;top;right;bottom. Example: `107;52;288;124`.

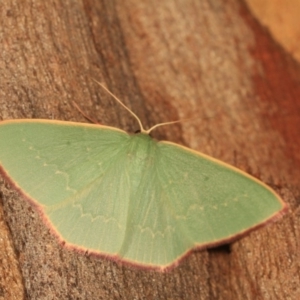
92;79;146;133
146;120;183;134
146;116;203;134
72;101;99;124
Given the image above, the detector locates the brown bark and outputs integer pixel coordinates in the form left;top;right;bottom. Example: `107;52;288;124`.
0;0;299;299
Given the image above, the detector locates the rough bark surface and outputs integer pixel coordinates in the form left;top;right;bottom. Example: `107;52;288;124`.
0;0;299;299
246;0;300;62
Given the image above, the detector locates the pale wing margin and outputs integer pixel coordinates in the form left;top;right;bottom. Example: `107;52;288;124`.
113;135;284;267
116;135;196;267
154;141;285;249
0;120;133;254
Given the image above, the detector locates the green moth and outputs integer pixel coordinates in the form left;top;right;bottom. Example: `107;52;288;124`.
0;85;287;271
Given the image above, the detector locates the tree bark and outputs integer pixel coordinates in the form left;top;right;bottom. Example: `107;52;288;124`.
0;0;299;299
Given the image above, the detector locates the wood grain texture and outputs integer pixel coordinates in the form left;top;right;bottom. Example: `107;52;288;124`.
0;0;299;299
0;190;24;300
246;0;300;62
